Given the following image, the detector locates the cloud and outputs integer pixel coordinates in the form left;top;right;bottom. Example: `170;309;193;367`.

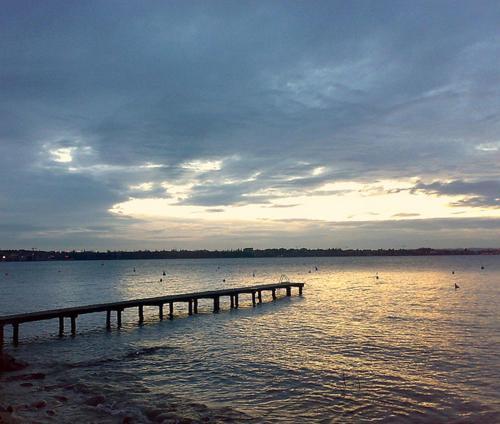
1;1;500;247
413;180;500;208
392;213;421;218
267;204;300;209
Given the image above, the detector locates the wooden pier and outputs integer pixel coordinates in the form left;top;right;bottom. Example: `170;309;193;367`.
0;282;304;348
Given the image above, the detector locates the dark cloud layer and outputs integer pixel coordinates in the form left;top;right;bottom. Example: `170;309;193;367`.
1;1;500;248
414;180;500;208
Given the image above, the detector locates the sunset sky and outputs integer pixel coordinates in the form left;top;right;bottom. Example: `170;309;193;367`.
1;1;499;249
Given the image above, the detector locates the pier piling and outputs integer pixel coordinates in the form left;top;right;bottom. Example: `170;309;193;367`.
58;316;64;337
159;304;163;320
13;323;19;346
169;302;174;320
213;296;220;313
70;315;76;336
188;300;193;316
272;288;277;301
252;291;256;307
139;305;144;324
117;309;122;328
106;310;111;330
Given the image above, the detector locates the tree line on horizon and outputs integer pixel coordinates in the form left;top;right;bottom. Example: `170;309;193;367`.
1;247;499;262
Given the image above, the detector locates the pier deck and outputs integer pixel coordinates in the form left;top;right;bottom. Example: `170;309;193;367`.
0;282;304;348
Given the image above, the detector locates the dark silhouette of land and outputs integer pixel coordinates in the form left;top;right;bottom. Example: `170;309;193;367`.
1;247;499;262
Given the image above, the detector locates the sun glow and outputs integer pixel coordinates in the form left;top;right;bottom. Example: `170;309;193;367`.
181;159;222;172
110;179;500;223
50;147;74;163
129;182;154;191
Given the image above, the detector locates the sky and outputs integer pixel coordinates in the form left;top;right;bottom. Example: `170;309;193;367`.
1;0;499;250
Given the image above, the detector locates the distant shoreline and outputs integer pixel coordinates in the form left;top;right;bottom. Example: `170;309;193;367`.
1;248;499;262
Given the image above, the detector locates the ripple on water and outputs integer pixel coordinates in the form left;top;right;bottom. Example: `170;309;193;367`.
0;256;499;422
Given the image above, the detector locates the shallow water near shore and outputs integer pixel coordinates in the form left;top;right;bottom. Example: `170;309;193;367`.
1;256;499;423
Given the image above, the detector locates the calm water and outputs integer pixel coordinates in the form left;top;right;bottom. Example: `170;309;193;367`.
0;256;499;423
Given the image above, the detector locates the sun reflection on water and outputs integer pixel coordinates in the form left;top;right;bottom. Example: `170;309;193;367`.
0;256;499;422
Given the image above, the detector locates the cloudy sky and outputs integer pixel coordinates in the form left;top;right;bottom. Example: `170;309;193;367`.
1;1;499;250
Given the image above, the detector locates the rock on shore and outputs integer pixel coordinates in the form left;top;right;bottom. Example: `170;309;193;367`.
0;353;28;373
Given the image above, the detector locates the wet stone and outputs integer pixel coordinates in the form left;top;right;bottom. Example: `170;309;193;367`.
83;395;106;407
31;400;47;409
145;409;163;420
0;353;28;373
5;373;45;382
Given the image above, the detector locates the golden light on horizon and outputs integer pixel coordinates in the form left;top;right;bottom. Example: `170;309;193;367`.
109;179;500;224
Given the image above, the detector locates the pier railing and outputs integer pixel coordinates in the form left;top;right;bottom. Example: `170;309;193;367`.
0;282;304;348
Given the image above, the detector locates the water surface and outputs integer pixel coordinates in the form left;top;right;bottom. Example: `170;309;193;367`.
0;256;499;422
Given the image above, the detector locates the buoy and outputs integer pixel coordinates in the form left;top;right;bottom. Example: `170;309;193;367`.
315;266;318;271
452;271;455;274
133;268;136;272
222;279;226;282
481;266;484;270
252;272;255;277
376;275;379;280
308;270;311;273
160;278;163;282
455;283;460;289
162;271;166;276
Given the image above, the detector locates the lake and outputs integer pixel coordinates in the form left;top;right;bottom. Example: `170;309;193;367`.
0;256;499;423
